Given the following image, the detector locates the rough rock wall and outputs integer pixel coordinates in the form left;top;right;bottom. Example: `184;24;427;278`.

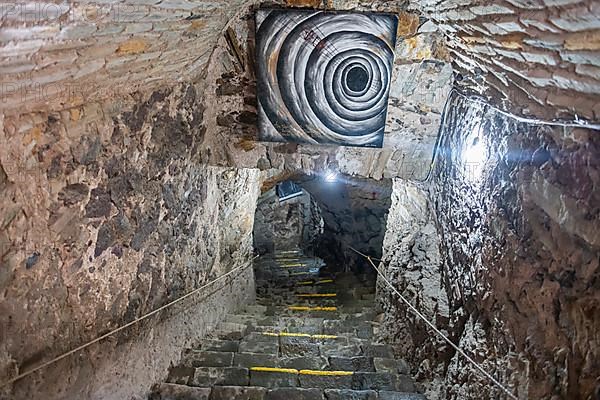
379;91;600;399
412;0;600;122
376;179;449;399
0;81;261;399
201;1;453;180
253;188;323;254
433;92;600;400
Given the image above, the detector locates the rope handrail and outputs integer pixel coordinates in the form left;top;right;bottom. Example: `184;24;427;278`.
348;246;518;400
0;256;258;389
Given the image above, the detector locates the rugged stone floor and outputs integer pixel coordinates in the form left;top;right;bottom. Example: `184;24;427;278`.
149;250;426;400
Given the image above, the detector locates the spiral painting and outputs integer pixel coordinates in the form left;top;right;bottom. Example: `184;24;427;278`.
256;9;398;148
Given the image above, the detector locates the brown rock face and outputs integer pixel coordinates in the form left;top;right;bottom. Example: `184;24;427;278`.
0;82;261;400
378;92;600;400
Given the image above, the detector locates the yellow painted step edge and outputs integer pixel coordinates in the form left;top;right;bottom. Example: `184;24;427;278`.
249;367;354;377
279;332;312;337
261;332;339;339
299;370;354;376
250;367;298;374
297;279;335;285
297;293;337;298
317;279;335;284
288;306;338;311
312;334;339;339
260;332;311;338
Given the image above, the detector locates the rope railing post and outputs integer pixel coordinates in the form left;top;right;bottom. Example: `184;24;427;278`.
349;246;518;400
0;255;259;389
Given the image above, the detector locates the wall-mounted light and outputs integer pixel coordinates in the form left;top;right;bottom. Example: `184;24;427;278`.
276;181;303;203
324;170;338;183
462;121;487;181
463;137;486;165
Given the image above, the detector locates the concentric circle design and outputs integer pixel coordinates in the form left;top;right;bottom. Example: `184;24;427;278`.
256;10;398;148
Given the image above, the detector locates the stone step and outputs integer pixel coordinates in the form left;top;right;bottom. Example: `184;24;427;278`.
200;339;239;353
212;322;250;340
262;317;325;332
351;372;397;391
225;314;278;327
323;321;373;339
210;385;268;399
239;336;280;355
243;305;269;314
328;356;375;372
262;294;340;301
280;356;329;371
266;387;324;400
234;352;280;369
267;309;373;319
250;367;299;388
180;350;234;368
166;366;195;385
362;344;395;359
377;392;428;400
298;371;353;390
189;367;249;387
149;384;427;400
361;293;376;301
323;389;377;400
150;383;211;399
177;343;402;372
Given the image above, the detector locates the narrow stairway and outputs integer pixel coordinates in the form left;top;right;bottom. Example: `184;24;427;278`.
150;250;426;400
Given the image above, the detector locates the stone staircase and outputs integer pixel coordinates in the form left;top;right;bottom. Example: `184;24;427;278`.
149;250;426;400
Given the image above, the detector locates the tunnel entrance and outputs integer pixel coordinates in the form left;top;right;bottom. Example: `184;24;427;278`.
252;174;393;275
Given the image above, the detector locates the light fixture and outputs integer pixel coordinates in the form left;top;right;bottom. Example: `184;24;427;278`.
276;181;303;203
462;121;487;181
324;170;338;183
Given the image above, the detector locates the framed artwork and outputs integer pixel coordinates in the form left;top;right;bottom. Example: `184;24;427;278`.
256;9;398;148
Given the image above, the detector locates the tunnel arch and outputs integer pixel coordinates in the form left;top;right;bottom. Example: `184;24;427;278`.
252;171;393;275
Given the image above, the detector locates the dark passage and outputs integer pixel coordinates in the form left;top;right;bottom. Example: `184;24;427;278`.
347;66;369;92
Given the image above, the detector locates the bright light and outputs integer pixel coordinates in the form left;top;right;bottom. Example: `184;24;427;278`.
462;122;487;181
463;138;486;165
324;170;338;183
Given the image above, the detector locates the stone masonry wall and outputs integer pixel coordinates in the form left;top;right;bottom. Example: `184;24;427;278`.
253;188;323;254
412;0;600;122
0;80;262;399
201;1;453;181
378;91;600;399
0;0;251;116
